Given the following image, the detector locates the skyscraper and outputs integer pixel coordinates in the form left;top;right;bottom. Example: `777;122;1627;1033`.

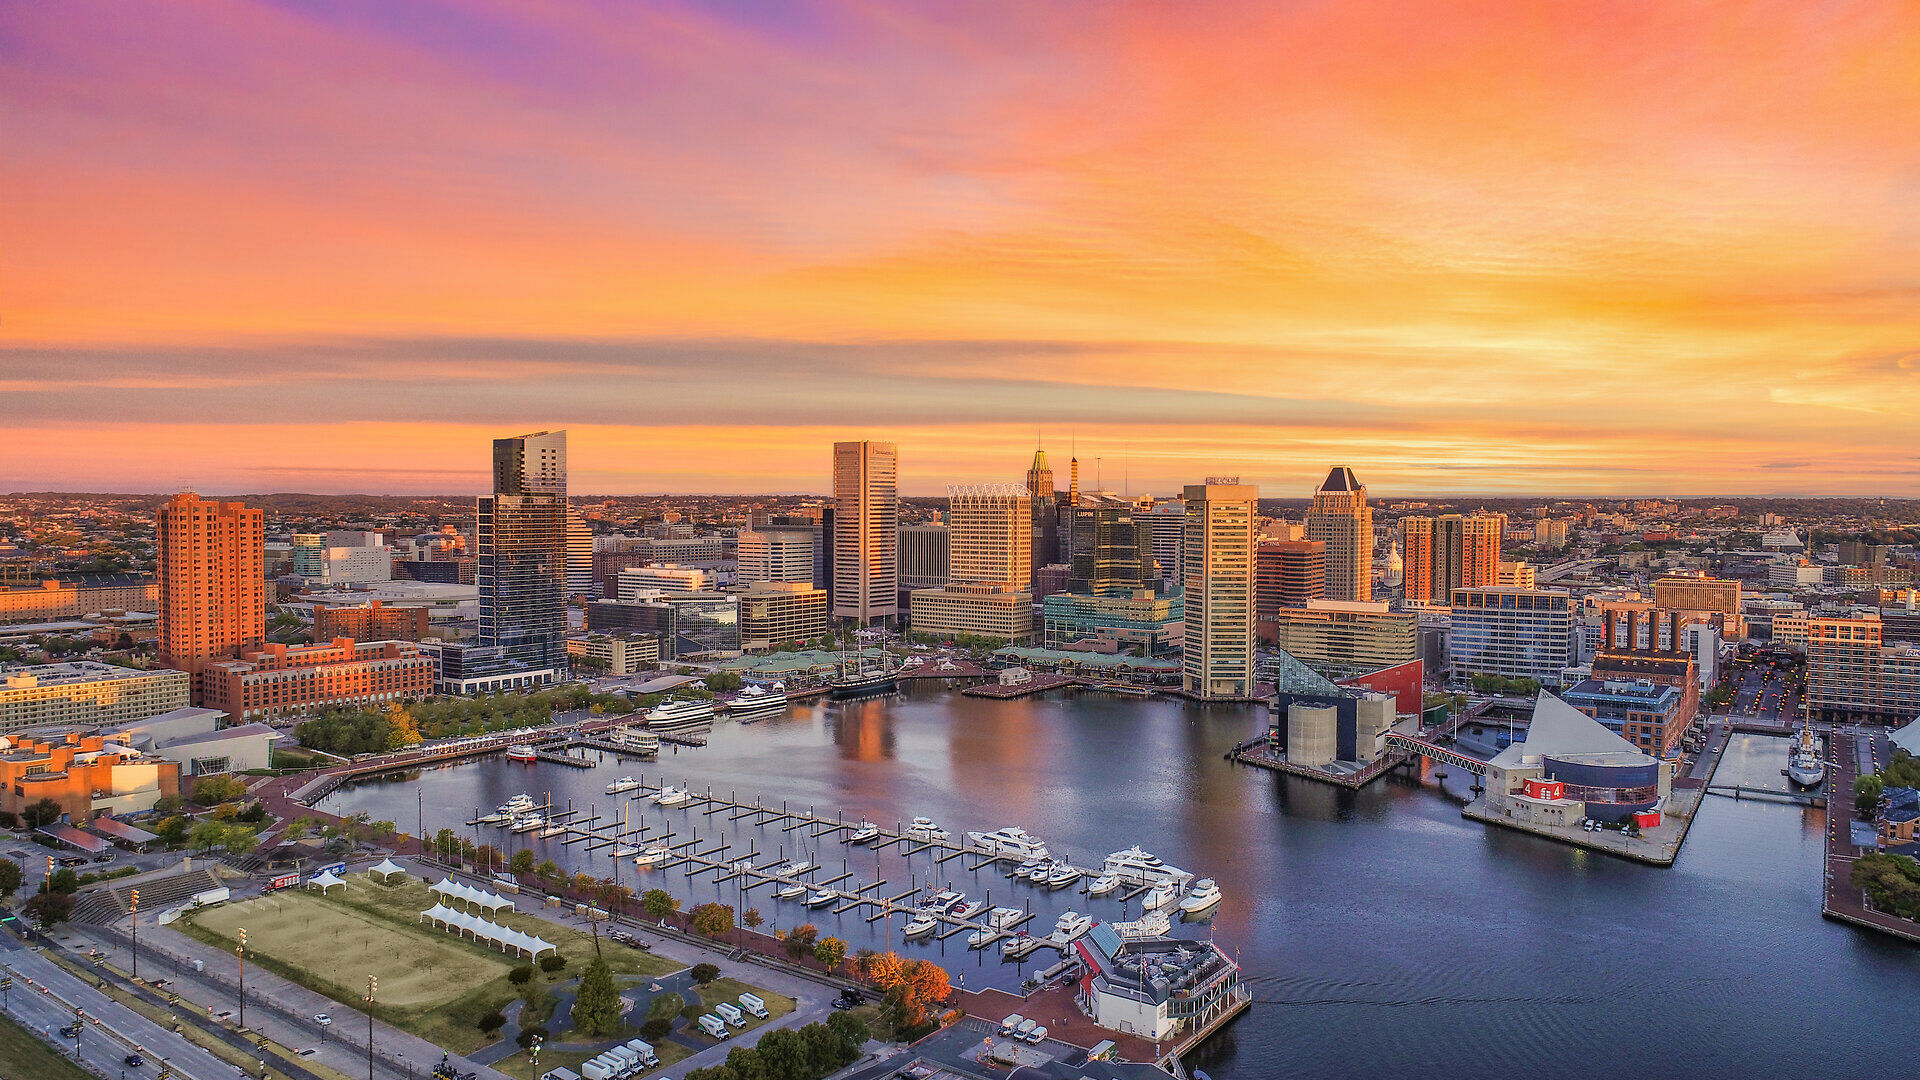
1255;540;1325;618
1404;512;1501;603
948;484;1031;586
738;529;817;584
1307;467;1372;601
1025;446;1056;585
832;440;898;625
1067;500;1152;596
566;505;594;598
1183;480;1258;699
157;492;265;698
1463;514;1504;589
478;430;569;680
1432;514;1466;601
1400;516;1433;604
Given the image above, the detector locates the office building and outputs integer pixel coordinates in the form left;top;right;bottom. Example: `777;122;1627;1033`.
157;493;266;693
737;529;816;584
1652;573;1744;637
897;526;951;590
1307;467;1372;601
1182;481;1257;699
1448;587;1576;687
1255;541;1325;619
736;581;830;650
566;633;659;675
618;565;716;597
1068;500;1154;596
0;662;192;736
947;484;1031;587
1497;561;1536;589
1026;446;1057;585
567;506;595;597
909;582;1035;644
478;430;569;684
0;732;182;825
1263;601;1419;677
199;638;437;724
1136;506;1186;588
1805;616;1920;724
832;440;899;625
313;599;430;642
1041;590;1183;654
1563;678;1688;759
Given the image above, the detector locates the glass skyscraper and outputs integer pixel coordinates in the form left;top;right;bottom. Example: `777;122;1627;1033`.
478;430;569;681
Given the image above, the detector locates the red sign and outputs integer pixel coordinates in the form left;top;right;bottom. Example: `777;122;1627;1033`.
1522;778;1567;801
267;873;299;891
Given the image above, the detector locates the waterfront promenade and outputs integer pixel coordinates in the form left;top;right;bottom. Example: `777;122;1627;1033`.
1822;726;1920;944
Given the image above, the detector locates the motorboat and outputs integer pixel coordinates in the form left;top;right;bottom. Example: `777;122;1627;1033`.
509;814;544;833
951;899;988;920
1179;879;1222;917
1101;846;1192;887
804;889;837;907
1013;858;1047;881
775;882;808;900
501;794;538;815
633;847;670;868
1001;933;1048;958
605;776;643;795
1141;880;1180;912
730;857;755;872
772;860;815;878
537;824;569;838
1787;723;1826;788
905;817;950;842
653;786;692;806
1053;911;1092;940
505;745;538;762
967;827;1050;861
848;821;882;844
920;889;964;911
1112;911;1172;940
647;698;716;729
986;907;1023;929
1045;865;1081;889
966;928;1000;949
726;685;789;721
1086;874;1121;897
902;914;939;939
613;844;640;858
476;809;510;825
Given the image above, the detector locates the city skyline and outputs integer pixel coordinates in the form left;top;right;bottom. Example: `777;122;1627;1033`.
6;3;1920;497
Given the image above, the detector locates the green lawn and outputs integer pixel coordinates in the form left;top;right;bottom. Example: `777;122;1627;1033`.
0;1011;94;1080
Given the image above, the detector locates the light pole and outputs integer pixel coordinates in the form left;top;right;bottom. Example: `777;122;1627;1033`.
129;888;140;981
235;928;246;1029
365;975;376;1080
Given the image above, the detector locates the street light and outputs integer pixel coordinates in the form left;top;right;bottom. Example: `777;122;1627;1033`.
129;889;139;981
235;928;246;1030
365;975;377;1080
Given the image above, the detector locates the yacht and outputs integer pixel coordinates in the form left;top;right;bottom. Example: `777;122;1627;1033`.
505;745;538;762
905;817;950;842
804;889;837;908
986;906;1024;929
1052;911;1093;940
726;685;788;721
775;882;808;900
1179;879;1222;917
605;776;643;795
966;928;1000;949
500;793;538;815
633;846;670;868
1086;874;1121;897
848;821;881;844
967;827;1050;861
1013;858;1047;881
1112;911;1172;940
1045;865;1081;889
647;698;716;729
613;844;641;858
771;860;815;878
902;914;939;939
951;899;988;920
921;889;965;911
1788;723;1827;788
509;814;544;833
1141;880;1180;912
653;786;692;806
476;808;510;825
1102;846;1192;887
538;823;569;838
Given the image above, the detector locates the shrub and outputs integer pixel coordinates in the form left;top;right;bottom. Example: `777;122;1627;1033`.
478;1011;507;1034
640;1017;672;1041
509;964;535;986
690;962;720;985
515;1024;549;1049
539;954;568;973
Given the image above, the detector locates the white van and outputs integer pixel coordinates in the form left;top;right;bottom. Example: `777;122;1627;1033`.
623;1039;659;1067
1013;1018;1037;1041
1025;1024;1048;1045
737;993;768;1019
605;1045;641;1073
713;1002;745;1028
578;1056;621;1080
698;1013;730;1039
999;1013;1024;1036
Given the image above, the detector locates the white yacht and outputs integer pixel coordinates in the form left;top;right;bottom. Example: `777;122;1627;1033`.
647;698;716;729
921;889;964;911
501;794;538;815
653;786;692;806
951;899;988;920
726;685;788;721
967;827;1050;861
1102;846;1192;887
771;860;815;878
476;808;510;825
967;928;1000;949
1112;911;1172;940
1013;858;1047;881
633;846;670;868
509;814;544;833
1052;911;1093;940
538;823;569;838
986;906;1024;929
776;882;808;900
902;914;938;939
1141;880;1180;912
605;776;643;795
1086;874;1121;897
848;821;881;843
1045;865;1081;889
1179;879;1222;917
804;889;837;907
613;844;641;858
905;817;950;842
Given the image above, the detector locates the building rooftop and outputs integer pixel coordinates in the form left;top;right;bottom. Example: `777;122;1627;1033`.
1318;466;1361;492
1490;692;1657;769
3;661;181;689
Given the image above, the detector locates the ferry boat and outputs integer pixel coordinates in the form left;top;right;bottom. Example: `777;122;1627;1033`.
605;776;643;795
1788;723;1827;788
726;685;789;721
1045;865;1081;889
903;914;939;939
1178;879;1222;917
967;826;1050;861
905;817;950;842
775;882;808;900
505;745;539;762
1102;846;1193;887
633;846;670;868
647;698;715;729
1141;880;1180;912
606;728;661;758
653;786;692;806
509;814;544;833
804;889;837;907
1053;910;1093;940
848;821;881;844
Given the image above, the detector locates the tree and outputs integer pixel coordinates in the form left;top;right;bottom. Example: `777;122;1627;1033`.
190;775;248;805
516;1024;549;1049
784;922;818;961
754;1028;806;1080
642;888;679;920
508;965;535;986
741;907;764;931
24;888;71;928
21;798;63;829
813;936;847;973
510;849;536;875
1856;773;1885;809
539;954;568;974
384;703;423;750
689;963;720;985
536;859;561;881
683;1067;741;1080
46;868;80;895
690;902;735;940
478;1010;507;1035
571;954;623;1037
0;858;19;900
826;1011;868;1054
864;952;947;1031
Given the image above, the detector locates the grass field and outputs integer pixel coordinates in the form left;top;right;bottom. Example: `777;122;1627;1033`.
0;1012;93;1080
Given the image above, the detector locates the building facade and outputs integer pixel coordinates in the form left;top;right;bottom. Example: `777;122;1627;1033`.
1;662;192;736
736;529;817;584
478;430;569;684
1025;447;1057;587
736;582;830;650
0;574;159;624
565;633;660;675
1306;467;1372;601
1805;616;1920;723
1040;590;1183;654
832;440;899;625
1448;587;1576;687
313;599;430;643
1255;540;1325;619
157;493;266;694
1182;481;1257;699
1563;678;1688;759
0;732;182;824
199;638;437;723
1262;601;1419;676
617;565;716;597
1401;516;1433;605
909;582;1035;644
896;525;951;591
947;484;1031;587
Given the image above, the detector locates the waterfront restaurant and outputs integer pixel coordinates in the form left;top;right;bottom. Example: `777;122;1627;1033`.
1072;923;1246;1042
1481;692;1670;826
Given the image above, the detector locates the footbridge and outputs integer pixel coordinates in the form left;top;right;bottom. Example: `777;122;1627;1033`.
1382;732;1489;775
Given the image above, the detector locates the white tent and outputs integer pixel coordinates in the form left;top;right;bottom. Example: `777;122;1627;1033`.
419;903;457;927
307;870;346;893
369;857;408;881
416;902;555;958
429;878;514;913
1891;715;1920;757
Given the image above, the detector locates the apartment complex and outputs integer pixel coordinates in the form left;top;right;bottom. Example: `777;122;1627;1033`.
156;493;266;693
1805;616;1920;724
0;573;158;624
1182;481;1257;699
0;662;192;736
1263;601;1418;676
1306;467;1372;601
1449;587;1576;687
565;633;660;675
313;599;430;643
199;638;436;723
832;440;899;624
1401;513;1502;604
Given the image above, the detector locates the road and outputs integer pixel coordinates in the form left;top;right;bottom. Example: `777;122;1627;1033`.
1;930;237;1080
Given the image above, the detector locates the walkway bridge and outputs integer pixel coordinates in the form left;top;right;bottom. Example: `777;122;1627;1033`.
1382;732;1488;775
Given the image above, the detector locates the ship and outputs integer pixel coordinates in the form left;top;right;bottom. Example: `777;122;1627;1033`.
1787;722;1826;788
726;684;789;721
830;641;901;699
646;698;715;729
504;745;538;762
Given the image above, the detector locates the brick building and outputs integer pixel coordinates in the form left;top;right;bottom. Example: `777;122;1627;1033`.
199;638;436;723
313;599;430;642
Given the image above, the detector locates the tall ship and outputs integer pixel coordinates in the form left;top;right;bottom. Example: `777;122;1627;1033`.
1787;722;1826;788
646;697;715;729
830;649;900;699
726;684;789;721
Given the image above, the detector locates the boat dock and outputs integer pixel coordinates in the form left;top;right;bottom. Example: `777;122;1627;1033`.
962;672;1081;699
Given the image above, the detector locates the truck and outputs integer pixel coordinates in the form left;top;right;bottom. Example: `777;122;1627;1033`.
622;1039;659;1067
698;1013;730;1039
737;993;768;1019
578;1055;622;1080
713;1002;745;1027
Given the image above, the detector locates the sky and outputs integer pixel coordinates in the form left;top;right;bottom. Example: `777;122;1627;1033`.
4;1;1919;498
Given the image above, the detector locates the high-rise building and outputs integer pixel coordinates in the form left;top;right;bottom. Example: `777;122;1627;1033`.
1068;501;1152;596
1402;512;1500;603
1263;601;1418;676
896;526;950;591
1651;573;1744;637
478;430;569;682
1255;540;1325;619
1026;446;1057;585
1307;467;1372;601
737;529;817;584
947;484;1030;586
832;440;899;625
1805;616;1920;724
566;506;595;598
1182;480;1258;699
1448;587;1576;687
157;492;266;696
1400;517;1433;605
1463;514;1503;588
1431;515;1466;601
1135;506;1186;588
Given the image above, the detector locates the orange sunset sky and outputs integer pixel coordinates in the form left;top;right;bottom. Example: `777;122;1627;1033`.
4;1;1919;497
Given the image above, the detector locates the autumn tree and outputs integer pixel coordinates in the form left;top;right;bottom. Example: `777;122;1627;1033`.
813;936;847;973
642;888;679;920
384;702;423;750
784;922;819;961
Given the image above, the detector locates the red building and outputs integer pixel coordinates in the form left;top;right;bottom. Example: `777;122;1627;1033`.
1339;658;1424;714
199;638;436;723
0;732;181;824
1255;541;1326;620
314;600;430;643
157;493;266;701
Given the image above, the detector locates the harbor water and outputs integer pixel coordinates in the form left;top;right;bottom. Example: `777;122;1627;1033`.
321;683;1920;1077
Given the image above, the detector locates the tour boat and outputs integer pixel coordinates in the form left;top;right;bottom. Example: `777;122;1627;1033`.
1086;874;1121;897
1102;846;1192;887
903;914;939;939
653;786;692;806
509;814;544;833
647;698;716;728
1787;723;1827;788
1045;865;1081;889
967;826;1050;861
605;776;643;795
804;889;837;907
505;745;538;762
633;846;670;868
1141;880;1180;912
1179;879;1223;917
1053;911;1093;940
905;817;950;842
951;899;988;920
848;821;881;844
726;685;789;721
775;882;808;900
